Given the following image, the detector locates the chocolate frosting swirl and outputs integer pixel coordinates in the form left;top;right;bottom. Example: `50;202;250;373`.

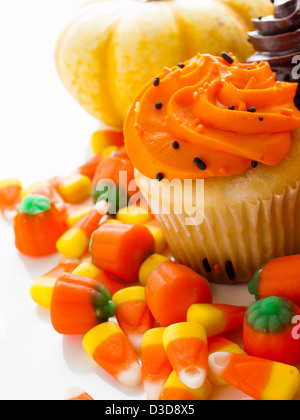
247;0;300;107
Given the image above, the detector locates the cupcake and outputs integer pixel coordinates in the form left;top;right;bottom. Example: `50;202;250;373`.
124;53;300;284
247;0;300;108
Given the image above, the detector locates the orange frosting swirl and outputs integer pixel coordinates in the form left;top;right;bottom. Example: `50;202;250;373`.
124;54;300;181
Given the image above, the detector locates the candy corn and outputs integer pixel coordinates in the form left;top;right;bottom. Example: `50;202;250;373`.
243;296;300;365
78;154;102;180
113;286;154;353
138;254;169;287
14;195;67;257
208;352;300;400
116;205;152;225
144;219;167;254
101;145;119;159
91;130;124;154
30;262;78;308
249;255;300;306
159;371;212;401
82;322;142;387
0;178;22;211
207;336;245;386
64;387;94;401
90;223;155;283
50;273;116;335
187;303;247;337
56;208;102;259
73;262;124;296
141;255;212;327
64;204;93;228
56;174;92;205
163;322;208;390
141;328;173;400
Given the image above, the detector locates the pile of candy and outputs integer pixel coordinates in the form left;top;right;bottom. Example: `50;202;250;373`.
2;129;300;401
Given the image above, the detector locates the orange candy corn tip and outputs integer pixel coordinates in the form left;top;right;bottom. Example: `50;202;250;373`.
64;387;94;401
82;322;142;388
163;322;208;390
141;328;172;400
208;352;300;400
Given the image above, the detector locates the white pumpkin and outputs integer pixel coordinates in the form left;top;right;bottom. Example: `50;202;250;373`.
56;0;273;129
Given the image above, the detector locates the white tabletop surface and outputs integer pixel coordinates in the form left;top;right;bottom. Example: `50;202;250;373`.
0;0;254;400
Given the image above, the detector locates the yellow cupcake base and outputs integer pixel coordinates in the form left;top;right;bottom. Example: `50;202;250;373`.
135;129;300;284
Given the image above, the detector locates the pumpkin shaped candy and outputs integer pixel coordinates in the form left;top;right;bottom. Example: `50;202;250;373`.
14;195;68;257
55;0;273;129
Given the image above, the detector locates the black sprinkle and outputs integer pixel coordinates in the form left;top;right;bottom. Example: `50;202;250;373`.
155;102;163;110
259;116;264;121
247;107;257;113
193;158;207;171
221;52;234;64
156;173;164;182
177;63;185;69
172;141;180;150
258;16;263;20
153;77;160;87
203;258;212;273
246;67;253;70
228;105;235;110
247;37;252;43
251;161;258;168
225;261;235;281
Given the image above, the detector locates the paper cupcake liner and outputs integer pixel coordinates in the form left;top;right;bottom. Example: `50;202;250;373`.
153;181;300;284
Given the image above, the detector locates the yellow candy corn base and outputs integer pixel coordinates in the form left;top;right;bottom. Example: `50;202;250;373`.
30;276;57;308
160;371;212;401
135;129;300;284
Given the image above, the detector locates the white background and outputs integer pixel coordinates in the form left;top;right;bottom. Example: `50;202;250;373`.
0;0;252;400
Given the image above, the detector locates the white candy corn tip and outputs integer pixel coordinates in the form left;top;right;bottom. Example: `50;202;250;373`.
96;199;110;215
117;362;142;388
143;379;166;401
178;366;207;390
64;386;86;400
2;209;17;223
208;352;230;377
128;333;144;354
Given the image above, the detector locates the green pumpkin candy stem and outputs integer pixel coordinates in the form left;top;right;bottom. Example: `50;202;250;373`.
17;194;52;216
246;296;296;334
248;264;266;300
93;284;116;323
